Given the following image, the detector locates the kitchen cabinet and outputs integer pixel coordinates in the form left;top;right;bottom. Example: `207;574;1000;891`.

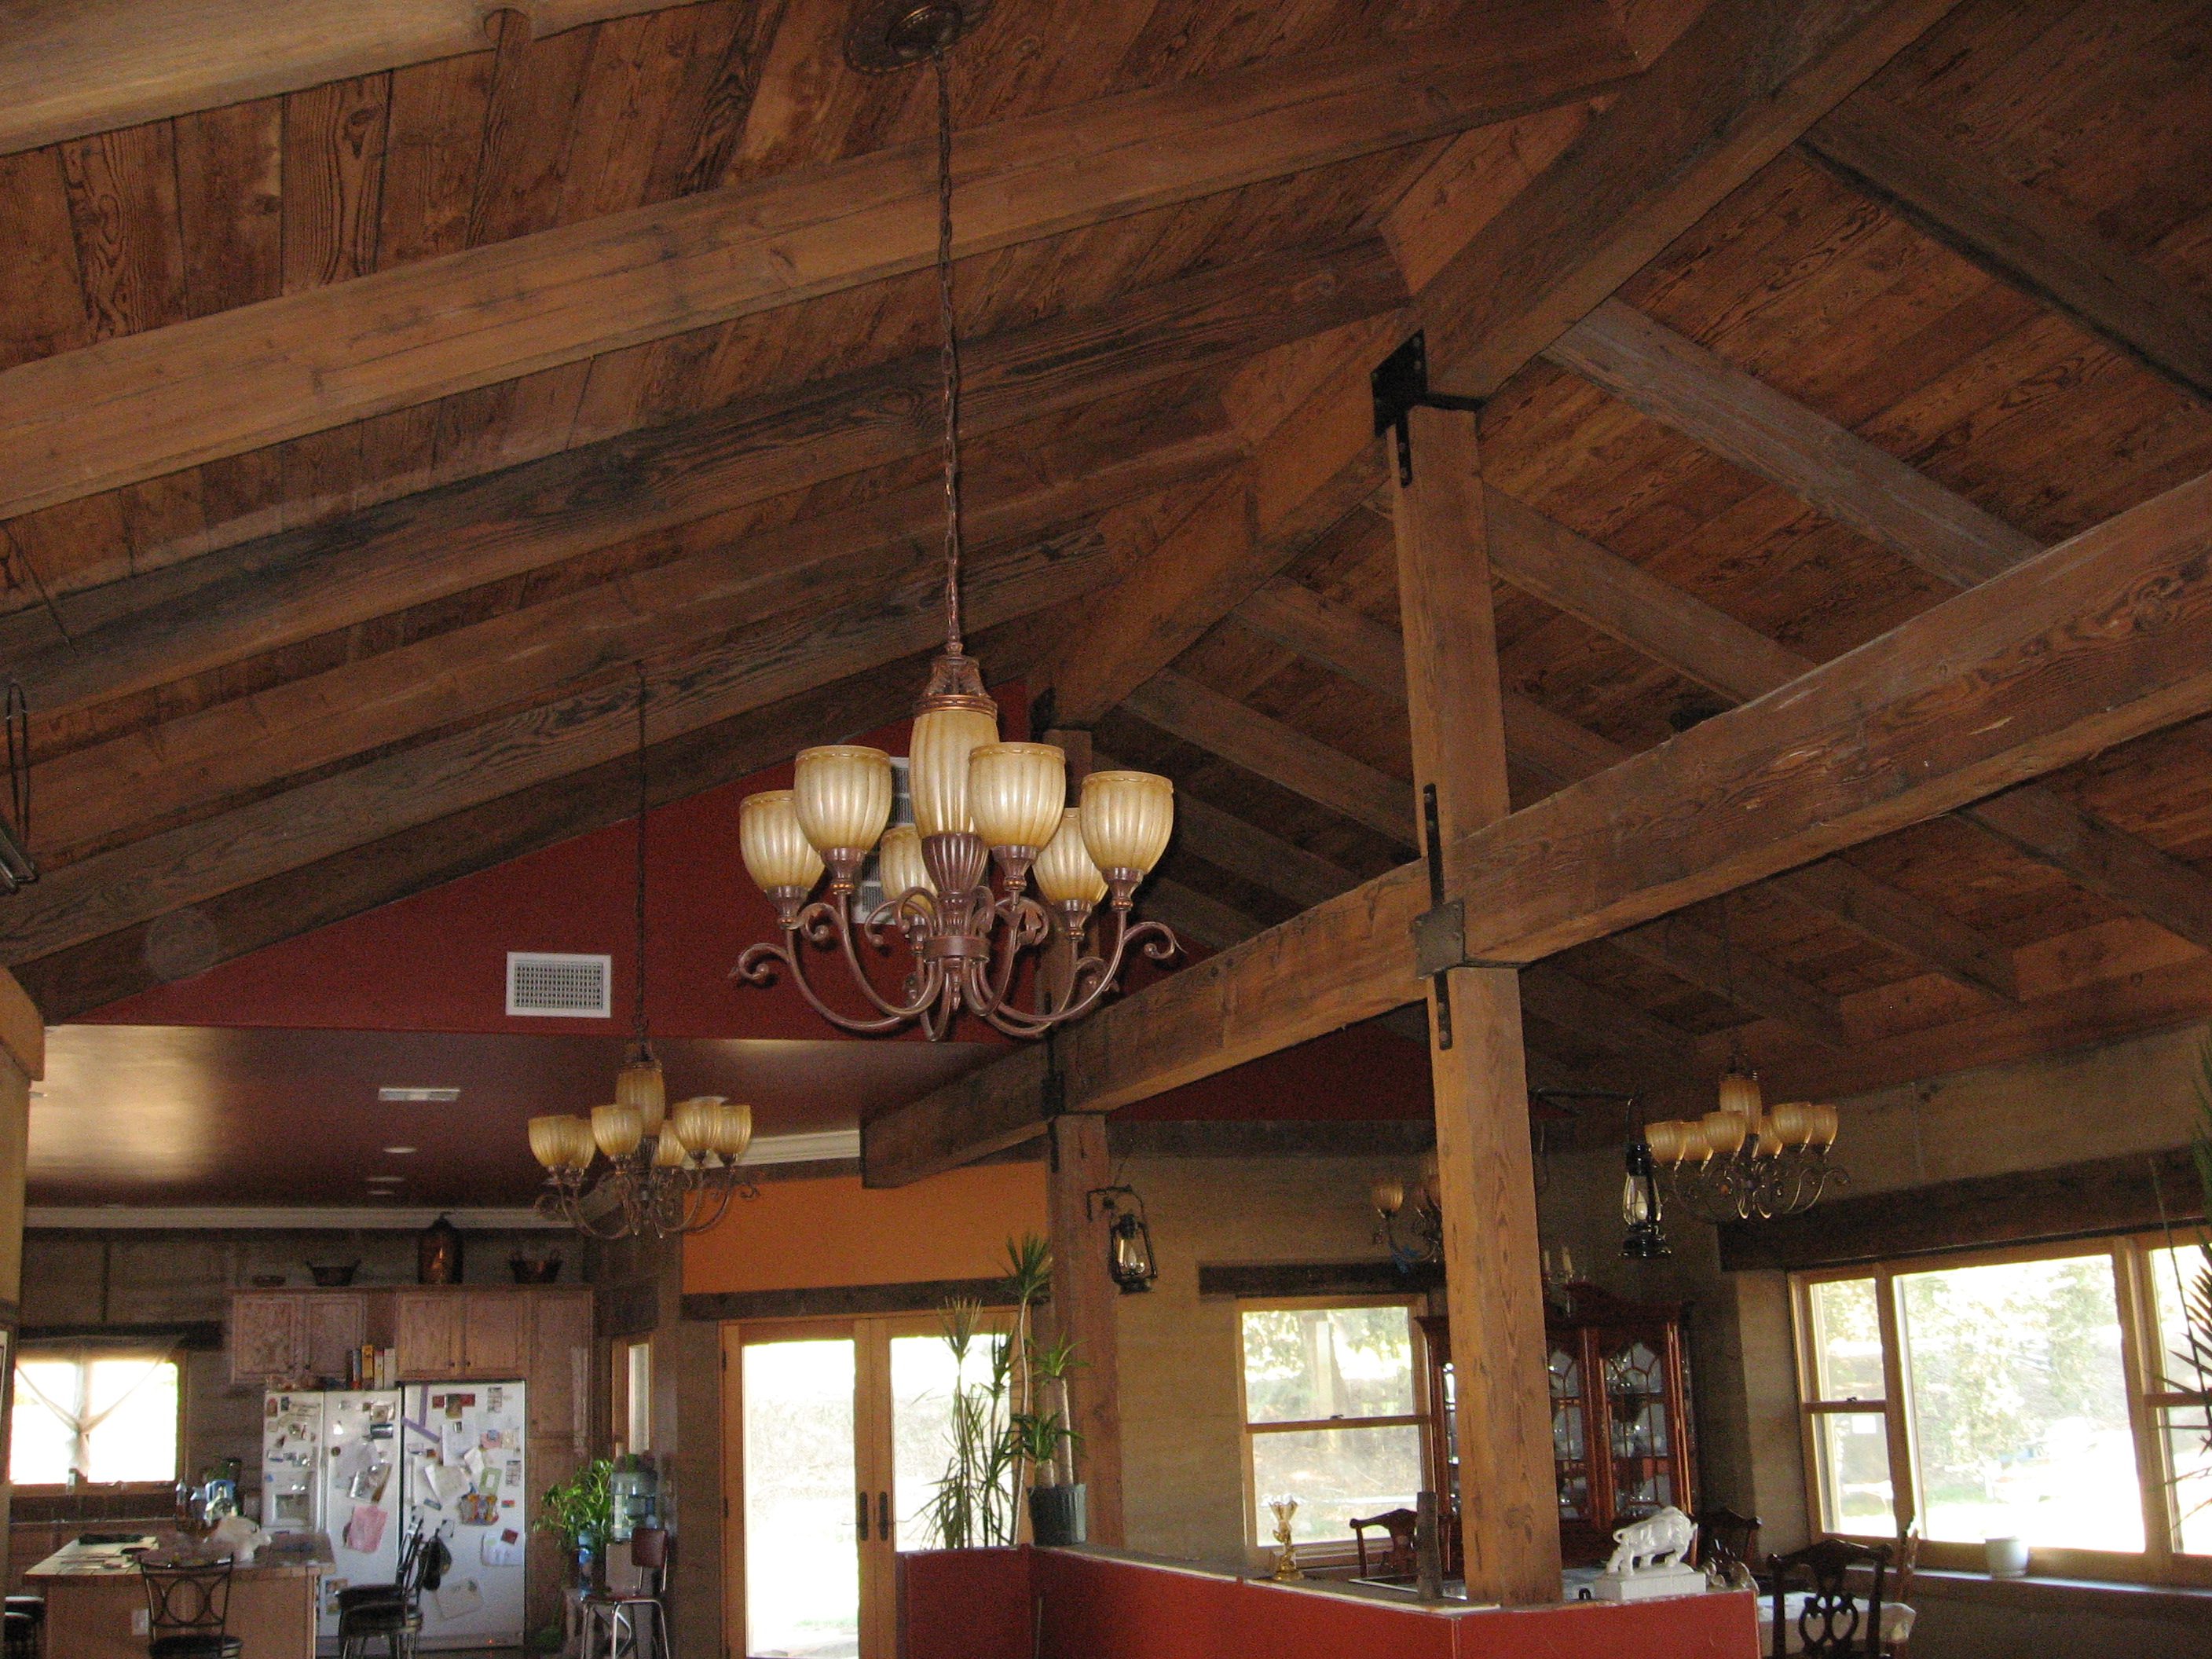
462;1291;528;1375
394;1292;464;1378
230;1295;305;1385
301;1295;366;1380
527;1290;593;1442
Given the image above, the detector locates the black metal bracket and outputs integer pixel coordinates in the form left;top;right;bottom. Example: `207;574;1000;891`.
1413;783;1459;1048
1371;332;1483;487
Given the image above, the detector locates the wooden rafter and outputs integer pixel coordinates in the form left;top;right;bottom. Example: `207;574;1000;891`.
0;10;1635;522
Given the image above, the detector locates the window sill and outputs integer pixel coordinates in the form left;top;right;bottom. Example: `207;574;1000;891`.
1907;1569;2212;1621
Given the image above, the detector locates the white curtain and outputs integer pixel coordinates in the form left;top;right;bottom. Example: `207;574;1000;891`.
14;1342;178;1474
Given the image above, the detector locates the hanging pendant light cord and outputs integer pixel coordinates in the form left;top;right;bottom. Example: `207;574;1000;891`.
633;662;650;1051
933;49;966;657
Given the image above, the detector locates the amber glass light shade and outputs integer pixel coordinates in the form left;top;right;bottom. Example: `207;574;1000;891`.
739;791;826;894
968;742;1066;851
560;1115;598;1168
1699;1110;1749;1158
712;1100;754;1160
672;1096;725;1157
1368;1178;1405;1216
1717;1060;1763;1117
591;1103;645;1159
877;824;935;898
1644;1120;1690;1166
653;1126;688;1166
1033;810;1108;904
1080;771;1174;875
616;1053;667;1134
793;745;894;855
1804;1104;1840;1148
529;1115;581;1170
909;705;1001;837
1769;1103;1811;1146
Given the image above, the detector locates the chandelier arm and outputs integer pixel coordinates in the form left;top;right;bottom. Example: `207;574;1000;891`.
778;934;936;1034
826;899;944;1020
971;892;1050;1018
976;918;1178;1034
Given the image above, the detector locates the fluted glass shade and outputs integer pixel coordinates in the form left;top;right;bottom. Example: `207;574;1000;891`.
712;1100;754;1159
1805;1103;1840;1147
653;1126;688;1166
530;1115;585;1170
560;1115;598;1168
1717;1062;1763;1117
1368;1179;1404;1216
592;1103;644;1159
740;791;826;893
1033;809;1108;903
672;1096;725;1156
968;742;1066;851
1699;1110;1749;1157
1644;1120;1691;1166
877;824;936;897
909;705;1001;837
793;745;894;855
616;1054;667;1134
1080;770;1174;874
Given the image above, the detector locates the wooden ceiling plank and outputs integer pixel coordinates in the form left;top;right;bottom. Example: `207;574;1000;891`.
0;11;1635;523
1767;855;2019;1005
1409;0;1968;399
1800;90;2212;404
1;241;1400;718
375;49;501;269
0;522;1122;966
34;408;1234;856
1959;786;2212;955
1516;964;1694;1061
1543;298;2036;585
866;463;2212;1178
1140;877;1268;954
174;98;286;320
1122;670;1412;845
1610;917;1849;1048
1141;778;1360;914
280;74;394;294
59;123;189;343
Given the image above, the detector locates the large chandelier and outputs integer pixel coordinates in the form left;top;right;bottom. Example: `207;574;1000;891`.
1639;1059;1844;1222
731;29;1179;1040
528;672;757;1238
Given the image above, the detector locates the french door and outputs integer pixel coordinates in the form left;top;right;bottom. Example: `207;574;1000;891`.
722;1315;997;1659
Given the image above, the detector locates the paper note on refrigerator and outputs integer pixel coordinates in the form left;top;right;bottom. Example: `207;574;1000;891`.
434;1577;485;1621
480;1533;522;1566
343;1504;389;1555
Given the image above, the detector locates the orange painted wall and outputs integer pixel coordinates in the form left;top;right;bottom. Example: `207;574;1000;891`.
685;1162;1046;1293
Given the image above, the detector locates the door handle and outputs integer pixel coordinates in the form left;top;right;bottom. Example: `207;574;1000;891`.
856;1489;870;1543
878;1491;892;1542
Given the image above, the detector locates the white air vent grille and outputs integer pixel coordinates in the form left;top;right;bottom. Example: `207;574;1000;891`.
507;952;613;1017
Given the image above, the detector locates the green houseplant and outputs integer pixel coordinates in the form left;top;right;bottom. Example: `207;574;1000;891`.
536;1457;615;1589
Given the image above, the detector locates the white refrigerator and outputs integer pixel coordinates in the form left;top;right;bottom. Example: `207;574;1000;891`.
263;1385;527;1652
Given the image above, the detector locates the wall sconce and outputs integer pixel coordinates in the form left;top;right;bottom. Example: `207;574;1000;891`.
1369;1150;1443;1270
1088;1186;1158;1293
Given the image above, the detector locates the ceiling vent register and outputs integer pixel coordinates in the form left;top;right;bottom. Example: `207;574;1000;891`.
506;952;613;1018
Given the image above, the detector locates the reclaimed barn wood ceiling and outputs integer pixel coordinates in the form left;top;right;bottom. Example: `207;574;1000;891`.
3;0;2212;1127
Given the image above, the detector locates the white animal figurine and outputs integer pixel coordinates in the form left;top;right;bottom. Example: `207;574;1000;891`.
1605;1506;1696;1576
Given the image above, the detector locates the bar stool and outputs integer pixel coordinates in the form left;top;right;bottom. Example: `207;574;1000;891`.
3;1595;41;1659
140;1559;242;1659
582;1528;669;1659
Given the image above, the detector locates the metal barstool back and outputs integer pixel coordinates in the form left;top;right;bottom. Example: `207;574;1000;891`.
141;1559;243;1659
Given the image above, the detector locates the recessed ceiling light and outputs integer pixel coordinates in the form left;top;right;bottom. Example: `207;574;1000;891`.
377;1087;460;1103
366;1189;401;1199
366;1174;405;1185
383;1146;418;1155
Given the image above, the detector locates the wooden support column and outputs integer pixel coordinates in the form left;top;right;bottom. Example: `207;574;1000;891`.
1044;1110;1124;1545
1390;401;1558;1603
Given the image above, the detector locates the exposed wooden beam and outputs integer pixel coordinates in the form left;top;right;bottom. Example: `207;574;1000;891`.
0;11;1635;523
4;244;1397;718
0;526;1120;965
1766;857;2017;1005
865;464;2212;1181
1800;91;2212;404
1140;778;1361;914
0;0;673;159
1515;966;1693;1061
1231;576;1408;703
1043;1112;1124;1544
1611;917;1849;1049
33;406;1236;856
1959;787;2212;955
1138;877;1269;954
1121;671;1412;844
1411;0;1965;397
1544;298;2035;585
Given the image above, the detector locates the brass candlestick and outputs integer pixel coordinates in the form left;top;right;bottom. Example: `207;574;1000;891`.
1267;1497;1302;1581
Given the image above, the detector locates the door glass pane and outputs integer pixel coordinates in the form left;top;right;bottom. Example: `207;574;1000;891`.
890;1332;1012;1551
1248;1423;1423;1542
1897;1253;2142;1551
1241;1307;1415;1423
1806;1278;1884;1401
2162;1408;2212;1555
745;1340;858;1659
1812;1411;1895;1535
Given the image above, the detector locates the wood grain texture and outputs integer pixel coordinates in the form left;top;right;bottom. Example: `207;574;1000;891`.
0;10;1633;522
2;243;1398;717
1960;786;2212;954
1545;300;2035;586
1611;917;1848;1047
1413;0;1965;397
1044;1113;1124;1544
1801;91;2212;404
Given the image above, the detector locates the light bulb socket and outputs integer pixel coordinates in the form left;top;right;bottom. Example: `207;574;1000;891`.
1104;869;1144;909
822;848;867;896
991;844;1038;888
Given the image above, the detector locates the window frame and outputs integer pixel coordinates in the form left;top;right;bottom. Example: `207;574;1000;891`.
1790;1232;2212;1588
1233;1294;1432;1570
8;1345;184;1492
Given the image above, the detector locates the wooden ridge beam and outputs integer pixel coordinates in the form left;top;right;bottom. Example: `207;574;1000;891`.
0;524;1122;965
1959;788;2212;955
31;406;1236;858
0;9;1635;523
3;242;1401;718
1800;91;2212;404
863;464;2212;1182
1410;0;1965;397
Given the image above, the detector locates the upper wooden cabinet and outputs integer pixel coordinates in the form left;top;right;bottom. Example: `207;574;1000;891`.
302;1294;367;1379
234;1285;583;1385
461;1292;528;1375
229;1294;306;1385
527;1290;593;1443
394;1292;465;1379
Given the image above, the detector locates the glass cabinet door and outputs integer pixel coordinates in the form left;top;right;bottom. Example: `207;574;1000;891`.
1601;1333;1673;1522
1548;1339;1591;1525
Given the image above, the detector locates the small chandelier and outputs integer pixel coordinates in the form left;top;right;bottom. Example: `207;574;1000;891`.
1641;1058;1844;1222
529;671;757;1238
1368;1151;1443;1270
731;35;1178;1040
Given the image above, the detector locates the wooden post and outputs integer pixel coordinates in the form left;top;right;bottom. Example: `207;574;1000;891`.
1390;401;1559;1603
1044;1111;1125;1544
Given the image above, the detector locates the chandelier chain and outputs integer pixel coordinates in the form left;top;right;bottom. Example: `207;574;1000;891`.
934;48;965;657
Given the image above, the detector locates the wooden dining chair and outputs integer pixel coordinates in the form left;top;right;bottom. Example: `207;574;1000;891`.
1348;1509;1419;1581
1766;1539;1891;1658
1694;1506;1761;1588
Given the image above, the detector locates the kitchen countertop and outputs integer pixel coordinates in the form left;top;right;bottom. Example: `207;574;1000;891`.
25;1531;332;1582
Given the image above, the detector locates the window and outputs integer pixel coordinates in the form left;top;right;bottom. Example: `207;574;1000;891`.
1793;1233;2212;1585
1237;1300;1427;1553
624;1339;654;1454
9;1349;179;1486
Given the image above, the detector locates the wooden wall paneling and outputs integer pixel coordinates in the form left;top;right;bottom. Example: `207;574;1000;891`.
1800;91;2212;404
174;99;285;318
280;75;394;294
0;14;1635;522
1410;0;1967;399
1389;403;1558;1603
0;240;1400;717
1044;1113;1123;1544
58;123;189;342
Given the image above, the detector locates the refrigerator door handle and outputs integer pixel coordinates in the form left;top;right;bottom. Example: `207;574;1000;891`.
855;1489;871;1543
